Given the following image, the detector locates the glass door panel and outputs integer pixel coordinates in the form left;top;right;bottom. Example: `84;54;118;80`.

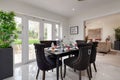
28;20;40;60
14;17;22;64
44;23;52;40
55;24;60;40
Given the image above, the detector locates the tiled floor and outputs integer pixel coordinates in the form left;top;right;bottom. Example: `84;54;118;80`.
4;51;120;80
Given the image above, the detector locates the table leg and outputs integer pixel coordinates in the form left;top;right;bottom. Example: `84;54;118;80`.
56;56;59;80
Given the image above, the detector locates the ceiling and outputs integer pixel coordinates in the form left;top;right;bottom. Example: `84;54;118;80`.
15;0;117;18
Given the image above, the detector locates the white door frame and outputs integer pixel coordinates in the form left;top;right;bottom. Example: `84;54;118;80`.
15;13;61;66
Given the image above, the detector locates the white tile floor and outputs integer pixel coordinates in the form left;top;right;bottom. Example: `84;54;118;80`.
3;50;120;80
4;60;120;80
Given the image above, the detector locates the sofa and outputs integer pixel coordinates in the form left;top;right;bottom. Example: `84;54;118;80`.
97;42;111;53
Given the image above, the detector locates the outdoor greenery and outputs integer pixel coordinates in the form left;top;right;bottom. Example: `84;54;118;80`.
114;27;120;41
29;30;38;39
14;39;39;44
29;39;39;44
13;17;39;45
14;39;22;44
0;10;17;48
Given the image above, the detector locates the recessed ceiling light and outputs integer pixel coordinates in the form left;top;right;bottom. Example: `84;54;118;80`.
72;8;75;11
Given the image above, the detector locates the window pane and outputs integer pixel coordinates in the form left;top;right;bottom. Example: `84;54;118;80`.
56;24;59;37
14;17;22;64
44;23;52;40
28;20;40;60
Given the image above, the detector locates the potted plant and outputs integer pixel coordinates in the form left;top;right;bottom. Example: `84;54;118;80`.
0;10;17;79
114;27;120;50
115;27;120;41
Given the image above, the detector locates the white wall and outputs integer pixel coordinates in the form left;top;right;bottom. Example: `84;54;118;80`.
69;0;120;43
68;16;85;42
0;0;68;40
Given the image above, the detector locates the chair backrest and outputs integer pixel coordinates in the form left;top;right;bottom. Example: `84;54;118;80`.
34;43;52;70
76;40;86;45
40;40;58;47
90;42;98;63
74;43;92;70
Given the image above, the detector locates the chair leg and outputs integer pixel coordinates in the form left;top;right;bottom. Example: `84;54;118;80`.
74;69;76;72
60;65;63;80
87;68;91;80
60;57;63;80
42;71;45;80
63;64;66;78
79;71;81;80
89;64;92;78
36;69;40;79
93;62;97;72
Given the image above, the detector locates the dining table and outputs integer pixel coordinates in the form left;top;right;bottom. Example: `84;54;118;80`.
45;46;79;80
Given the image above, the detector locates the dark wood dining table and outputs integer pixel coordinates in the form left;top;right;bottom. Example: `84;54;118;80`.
45;47;79;80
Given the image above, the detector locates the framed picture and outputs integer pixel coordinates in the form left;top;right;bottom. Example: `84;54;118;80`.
70;26;78;35
88;28;102;40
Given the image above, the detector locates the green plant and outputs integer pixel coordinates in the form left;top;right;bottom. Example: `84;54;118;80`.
114;27;120;41
28;39;39;44
14;39;22;44
0;10;17;48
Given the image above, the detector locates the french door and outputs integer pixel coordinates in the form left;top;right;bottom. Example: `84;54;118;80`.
44;22;52;40
13;15;61;65
28;20;40;61
14;16;22;65
14;16;40;65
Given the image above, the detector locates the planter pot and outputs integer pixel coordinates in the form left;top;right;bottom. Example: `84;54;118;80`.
114;41;120;50
0;47;13;79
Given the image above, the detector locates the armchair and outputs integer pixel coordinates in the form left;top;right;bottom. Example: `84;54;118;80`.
97;42;111;53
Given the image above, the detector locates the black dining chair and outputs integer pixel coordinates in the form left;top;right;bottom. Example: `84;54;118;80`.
63;43;92;80
89;42;98;77
76;40;86;45
34;43;62;80
74;40;86;56
40;40;58;47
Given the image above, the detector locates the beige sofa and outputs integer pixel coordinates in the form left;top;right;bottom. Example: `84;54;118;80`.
97;42;111;53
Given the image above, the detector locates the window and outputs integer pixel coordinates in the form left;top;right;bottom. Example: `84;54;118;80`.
28;20;40;60
14;17;22;64
55;24;60;40
44;23;52;40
